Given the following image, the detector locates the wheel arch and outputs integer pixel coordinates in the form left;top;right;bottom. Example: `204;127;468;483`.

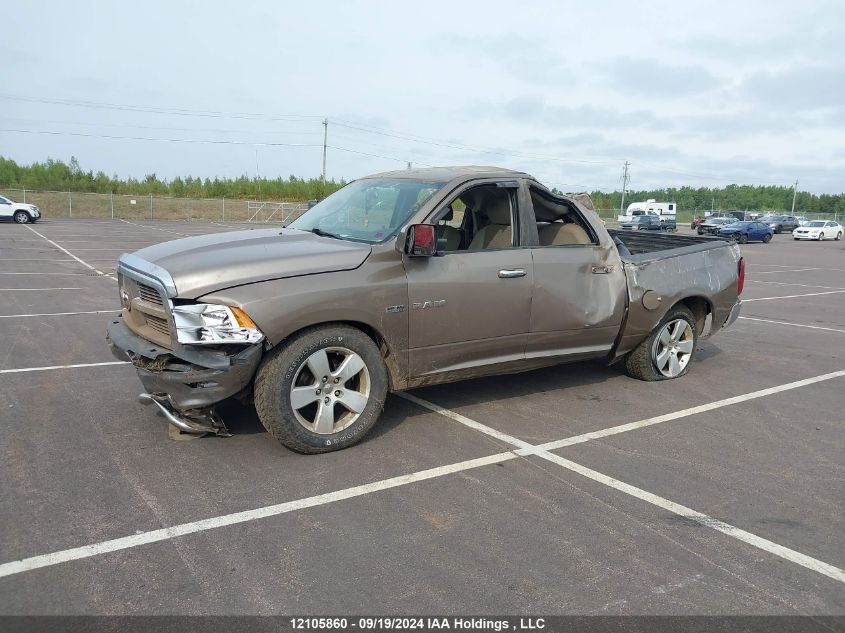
274;319;404;391
13;209;32;222
674;295;713;336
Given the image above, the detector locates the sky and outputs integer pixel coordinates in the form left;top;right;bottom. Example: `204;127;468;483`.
2;0;844;194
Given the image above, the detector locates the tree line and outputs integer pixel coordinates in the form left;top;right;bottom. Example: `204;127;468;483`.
0;156;344;201
2;156;843;213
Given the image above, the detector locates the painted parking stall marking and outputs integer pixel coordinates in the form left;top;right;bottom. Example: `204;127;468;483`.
1;370;843;582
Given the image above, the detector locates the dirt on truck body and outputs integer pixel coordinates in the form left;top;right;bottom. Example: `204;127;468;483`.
107;166;743;453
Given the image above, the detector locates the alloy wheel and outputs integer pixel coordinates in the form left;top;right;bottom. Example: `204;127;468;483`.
651;319;694;378
289;346;370;434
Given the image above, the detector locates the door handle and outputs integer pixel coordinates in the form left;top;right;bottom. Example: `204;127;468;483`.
591;265;614;274
498;269;526;278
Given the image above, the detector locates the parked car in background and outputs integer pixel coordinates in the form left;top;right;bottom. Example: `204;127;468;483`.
697;217;735;235
660;216;677;232
796;216;809;226
691;216;705;230
792;220;843;241
619;214;663;231
718;221;773;244
759;214;800;234
0;194;41;223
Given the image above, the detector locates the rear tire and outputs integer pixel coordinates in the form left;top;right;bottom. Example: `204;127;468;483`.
13;211;31;224
625;306;698;382
836;232;842;241
254;325;388;454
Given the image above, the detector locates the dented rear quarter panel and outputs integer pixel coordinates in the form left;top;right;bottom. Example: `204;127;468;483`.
613;240;742;358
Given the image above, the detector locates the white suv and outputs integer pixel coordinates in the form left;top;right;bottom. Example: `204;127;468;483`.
0;195;41;223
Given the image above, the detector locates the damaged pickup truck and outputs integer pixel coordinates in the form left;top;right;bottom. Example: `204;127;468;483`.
107;166;743;453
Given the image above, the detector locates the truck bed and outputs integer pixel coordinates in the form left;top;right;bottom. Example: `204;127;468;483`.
609;229;731;262
607;228;741;359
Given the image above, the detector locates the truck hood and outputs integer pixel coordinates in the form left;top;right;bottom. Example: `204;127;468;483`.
128;228;372;298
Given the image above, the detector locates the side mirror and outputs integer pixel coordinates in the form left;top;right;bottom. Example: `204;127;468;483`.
404;224;437;257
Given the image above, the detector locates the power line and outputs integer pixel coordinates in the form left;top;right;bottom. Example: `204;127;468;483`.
0;127;428;169
0;93;322;123
0;115;323;137
0;128;322;148
0;92;809;187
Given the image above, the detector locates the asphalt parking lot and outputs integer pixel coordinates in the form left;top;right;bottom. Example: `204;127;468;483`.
0;219;842;615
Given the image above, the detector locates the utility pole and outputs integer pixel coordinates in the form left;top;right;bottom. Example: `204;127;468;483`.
790;179;798;215
407;162;412;170
322;118;328;181
255;149;261;199
619;161;630;214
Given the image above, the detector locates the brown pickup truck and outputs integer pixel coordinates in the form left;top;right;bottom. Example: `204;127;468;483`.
107;166;743;453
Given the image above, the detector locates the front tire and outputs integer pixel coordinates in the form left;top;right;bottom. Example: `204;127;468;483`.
625;306;698;382
13;211;31;224
818;232;824;240
254;325;388;453
738;233;748;244
762;233;772;243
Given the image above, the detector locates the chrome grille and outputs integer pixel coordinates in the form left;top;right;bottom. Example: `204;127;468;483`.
138;283;163;306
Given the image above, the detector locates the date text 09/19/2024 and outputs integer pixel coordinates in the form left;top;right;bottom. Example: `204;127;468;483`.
289;617;546;631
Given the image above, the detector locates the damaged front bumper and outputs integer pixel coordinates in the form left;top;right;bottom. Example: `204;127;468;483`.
106;315;263;428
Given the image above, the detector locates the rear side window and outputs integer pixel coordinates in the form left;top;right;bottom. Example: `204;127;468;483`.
530;187;597;247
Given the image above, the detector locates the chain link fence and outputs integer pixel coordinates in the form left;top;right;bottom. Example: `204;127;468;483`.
0;188;310;224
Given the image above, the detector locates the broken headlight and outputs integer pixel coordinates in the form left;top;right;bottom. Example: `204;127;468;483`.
172;303;264;345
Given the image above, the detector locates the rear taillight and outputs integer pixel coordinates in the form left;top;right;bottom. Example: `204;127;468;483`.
737;257;745;295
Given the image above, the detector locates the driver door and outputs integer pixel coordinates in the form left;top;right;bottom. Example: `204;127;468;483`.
404;183;533;380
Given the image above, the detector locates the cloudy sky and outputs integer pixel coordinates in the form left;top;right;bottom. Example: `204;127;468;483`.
2;0;843;193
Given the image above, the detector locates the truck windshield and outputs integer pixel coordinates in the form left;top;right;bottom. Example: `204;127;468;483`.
289;178;445;243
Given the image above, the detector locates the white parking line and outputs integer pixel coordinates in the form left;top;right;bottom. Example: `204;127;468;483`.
751;264;845;273
536;452;845;584
401;379;845;584
0;258;76;262
0;287;84;291
0;361;130;374
738;316;845;334
120;219;188;237
0;453;515;579
0;272;110;276
1;371;843;581
747;281;845;290
0;310;118;319
25;226;117;281
742;290;845;302
753;268;819;274
401;369;845;453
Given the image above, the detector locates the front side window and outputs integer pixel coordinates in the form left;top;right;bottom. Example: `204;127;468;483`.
289;178;444;243
431;184;516;251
